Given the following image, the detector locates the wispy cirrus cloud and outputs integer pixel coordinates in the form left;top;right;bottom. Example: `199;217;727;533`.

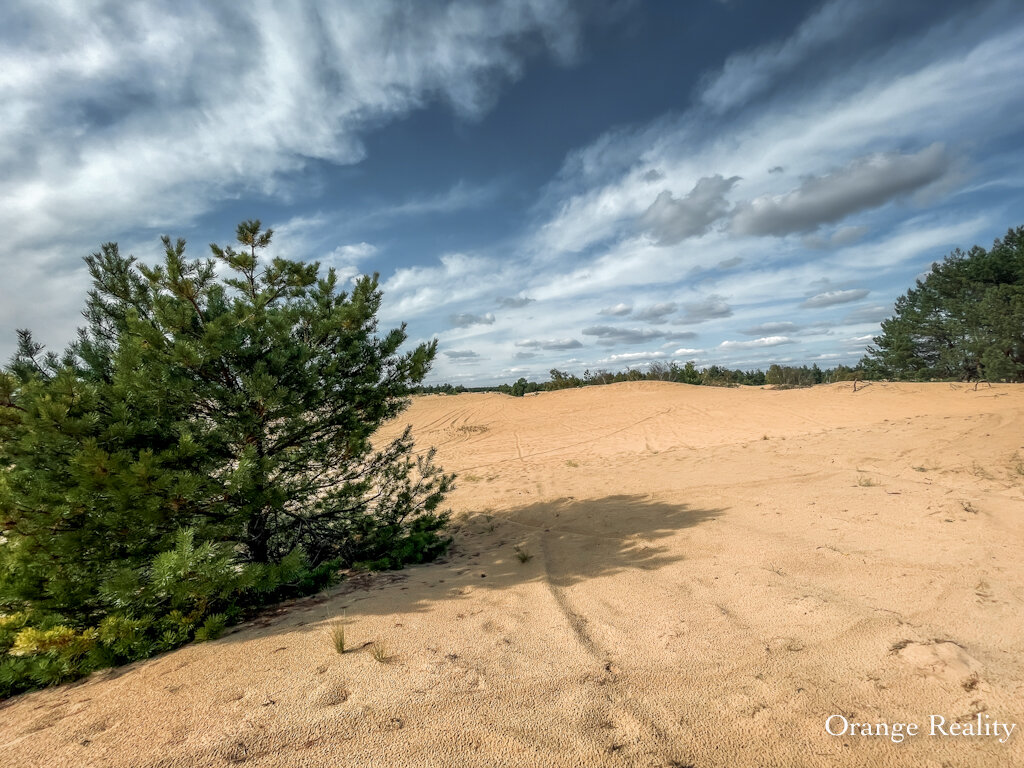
0;0;585;353
444;349;480;360
581;325;697;346
741;321;801;335
515;338;584;351
497;296;535;308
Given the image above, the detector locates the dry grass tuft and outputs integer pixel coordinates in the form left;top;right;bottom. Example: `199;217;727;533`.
330;613;347;654
370;641;392;664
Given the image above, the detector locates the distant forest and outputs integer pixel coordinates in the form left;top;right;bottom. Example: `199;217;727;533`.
413;361;861;396
418;225;1024;395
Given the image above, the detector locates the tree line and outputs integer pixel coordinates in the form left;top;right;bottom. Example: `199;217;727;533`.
414;361;864;396
419;225;1024;395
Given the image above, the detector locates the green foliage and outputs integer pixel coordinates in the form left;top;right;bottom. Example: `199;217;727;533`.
765;364;821;389
194;614;227;642
864;226;1024;381
514;546;533;563
0;220;452;698
545;369;583;390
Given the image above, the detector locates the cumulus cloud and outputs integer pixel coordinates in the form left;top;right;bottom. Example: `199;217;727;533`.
800;289;869;308
732;145;951;236
328;242;377;262
598;303;633;316
444;349;480;359
450;312;496;328
719;336;796;349
678;296;733;323
515;338;583;350
497;296;535;308
639;175;740;245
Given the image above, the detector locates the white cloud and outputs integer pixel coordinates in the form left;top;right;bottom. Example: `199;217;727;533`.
598;302;633;316
450;312;496;328
329;242;377;262
741;321;800;335
0;0;582;354
497;296;535;308
732;145;951;236
444;349;480;360
639;175;739;244
515;338;583;350
633;302;678;323
596;351;669;364
719;336;796;349
581;325;696;346
699;0;882;113
800;289;870;308
679;296;733;323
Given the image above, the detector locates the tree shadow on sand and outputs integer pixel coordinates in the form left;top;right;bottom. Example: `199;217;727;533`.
216;494;725;644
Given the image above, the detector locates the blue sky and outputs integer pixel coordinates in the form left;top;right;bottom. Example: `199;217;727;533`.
2;0;1023;385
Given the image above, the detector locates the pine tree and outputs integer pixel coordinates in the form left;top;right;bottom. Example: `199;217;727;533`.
0;221;453;694
864;226;1024;381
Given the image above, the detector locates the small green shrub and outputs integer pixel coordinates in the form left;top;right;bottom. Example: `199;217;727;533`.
194;614;228;642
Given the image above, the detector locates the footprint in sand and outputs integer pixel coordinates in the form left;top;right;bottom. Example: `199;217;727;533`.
895;640;982;683
974;580;996;603
766;636;805;654
309;679;351;707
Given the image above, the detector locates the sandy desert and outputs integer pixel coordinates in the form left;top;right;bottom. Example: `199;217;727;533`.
1;381;1022;768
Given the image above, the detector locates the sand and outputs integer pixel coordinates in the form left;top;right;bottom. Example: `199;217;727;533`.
1;381;1023;767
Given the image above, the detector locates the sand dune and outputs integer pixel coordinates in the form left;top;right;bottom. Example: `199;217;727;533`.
2;381;1023;767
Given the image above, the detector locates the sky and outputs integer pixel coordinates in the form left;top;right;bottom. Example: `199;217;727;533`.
2;0;1023;386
